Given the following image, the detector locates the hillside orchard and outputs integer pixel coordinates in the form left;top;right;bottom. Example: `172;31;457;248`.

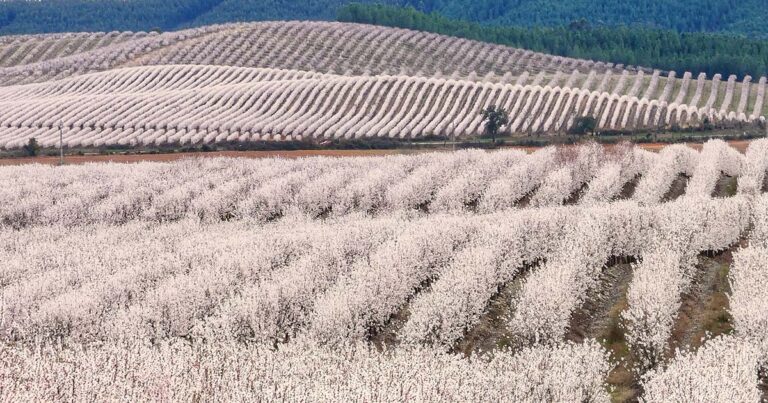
0;22;767;149
0;140;767;401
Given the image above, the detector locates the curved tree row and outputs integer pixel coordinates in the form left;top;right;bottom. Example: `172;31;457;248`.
0;31;152;68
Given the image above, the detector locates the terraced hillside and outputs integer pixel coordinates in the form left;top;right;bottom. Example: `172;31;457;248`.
0;21;766;148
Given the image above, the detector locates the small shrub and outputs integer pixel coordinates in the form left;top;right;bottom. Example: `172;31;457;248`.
22;137;40;157
570;116;597;135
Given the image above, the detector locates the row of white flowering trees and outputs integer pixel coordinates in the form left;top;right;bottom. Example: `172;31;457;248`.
0;30;152;68
639;189;768;401
2;141;760;229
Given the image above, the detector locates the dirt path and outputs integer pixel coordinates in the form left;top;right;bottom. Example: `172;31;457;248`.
667;250;735;355
564;183;589;205
636;140;751;153
617;175;641;200
565;261;639;403
369;278;435;351
661;174;690;202
762;172;768;193
566;261;634;344
453;265;536;357
370;303;413;351
712;174;738;197
514;186;538;209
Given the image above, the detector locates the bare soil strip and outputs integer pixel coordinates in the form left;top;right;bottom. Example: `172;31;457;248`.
565;261;639;403
566;261;635;344
453;264;536;357
712;174;738;197
634;140;751;154
617;175;641;200
762;170;768;193
370;302;413;352
514;187;538;209
370;278;434;352
668;250;735;355
0;149;409;166
663;177;744;354
564;183;590;205
661;174;690;202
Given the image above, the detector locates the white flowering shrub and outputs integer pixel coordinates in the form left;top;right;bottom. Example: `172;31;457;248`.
529;142;604;207
478;146;557;212
213;219;399;344
581;145;656;205
0;339;612;402
510;209;617;344
401;208;572;348
729;247;768;361
641;336;762;403
307;217;477;345
622;248;694;370
738;138;768;195
633;144;700;205
686;139;744;197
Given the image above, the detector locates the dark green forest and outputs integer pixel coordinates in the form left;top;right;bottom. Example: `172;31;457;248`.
409;0;767;36
338;4;768;78
0;0;767;37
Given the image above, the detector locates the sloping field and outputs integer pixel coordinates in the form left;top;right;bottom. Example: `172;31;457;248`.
0;30;156;67
1;140;767;401
0;21;765;146
0;65;718;148
0;22;617;85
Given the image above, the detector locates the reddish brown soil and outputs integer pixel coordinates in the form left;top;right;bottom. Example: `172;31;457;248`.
0;149;411;166
0;139;755;166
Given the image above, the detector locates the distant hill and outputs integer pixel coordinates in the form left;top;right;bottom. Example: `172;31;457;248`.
0;21;764;151
0;0;767;37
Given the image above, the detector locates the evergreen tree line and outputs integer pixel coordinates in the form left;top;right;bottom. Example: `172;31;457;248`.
0;0;224;34
0;0;766;37
338;3;768;79
407;0;766;37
